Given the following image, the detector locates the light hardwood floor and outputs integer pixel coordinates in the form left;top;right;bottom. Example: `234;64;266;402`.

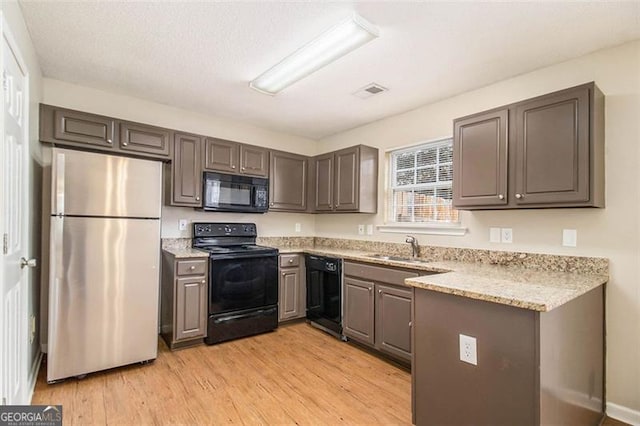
33;322;412;425
32;322;628;425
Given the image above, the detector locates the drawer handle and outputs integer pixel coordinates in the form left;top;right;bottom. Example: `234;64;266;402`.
190;265;196;270
288;259;294;263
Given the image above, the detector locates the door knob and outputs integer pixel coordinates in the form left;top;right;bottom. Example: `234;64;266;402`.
20;258;37;269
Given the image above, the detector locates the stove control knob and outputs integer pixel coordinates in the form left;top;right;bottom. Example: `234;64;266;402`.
224;226;232;234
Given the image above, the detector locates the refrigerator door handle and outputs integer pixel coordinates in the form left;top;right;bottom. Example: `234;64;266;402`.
47;215;63;367
53;152;65;215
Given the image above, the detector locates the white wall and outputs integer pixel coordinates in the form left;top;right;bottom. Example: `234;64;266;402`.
317;40;640;415
0;0;43;401
42;78;318;238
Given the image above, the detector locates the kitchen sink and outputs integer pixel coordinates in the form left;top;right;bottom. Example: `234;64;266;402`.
365;254;430;264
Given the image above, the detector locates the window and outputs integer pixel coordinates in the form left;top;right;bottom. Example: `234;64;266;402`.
388;138;459;224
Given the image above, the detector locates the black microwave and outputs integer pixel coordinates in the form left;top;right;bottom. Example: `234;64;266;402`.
202;172;269;213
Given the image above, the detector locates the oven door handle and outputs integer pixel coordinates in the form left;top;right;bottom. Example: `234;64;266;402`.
209;252;278;261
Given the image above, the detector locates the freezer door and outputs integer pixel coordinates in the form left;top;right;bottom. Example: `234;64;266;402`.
52;148;162;217
47;216;160;382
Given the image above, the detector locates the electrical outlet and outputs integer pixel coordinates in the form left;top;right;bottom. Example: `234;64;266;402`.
562;229;577;247
366;224;374;235
489;227;501;243
178;219;188;231
459;334;477;365
358;224;365;235
295;223;301;233
501;228;513;244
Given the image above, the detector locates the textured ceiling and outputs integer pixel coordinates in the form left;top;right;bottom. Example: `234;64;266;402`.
19;1;640;139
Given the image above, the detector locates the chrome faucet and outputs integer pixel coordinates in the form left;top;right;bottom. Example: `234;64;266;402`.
405;235;419;258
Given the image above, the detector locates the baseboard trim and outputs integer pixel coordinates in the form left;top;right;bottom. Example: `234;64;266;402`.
26;351;43;404
607;402;640;425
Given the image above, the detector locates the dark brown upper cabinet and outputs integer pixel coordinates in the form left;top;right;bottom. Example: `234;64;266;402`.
40;104;171;160
203;137;268;177
41;104;116;149
119;121;171;158
269;150;308;211
453;109;508;207
313;153;334;211
311;145;378;213
168;133;202;207
453;82;604;209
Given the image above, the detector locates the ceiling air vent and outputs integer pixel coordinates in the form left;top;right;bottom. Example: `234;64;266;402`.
353;83;388;99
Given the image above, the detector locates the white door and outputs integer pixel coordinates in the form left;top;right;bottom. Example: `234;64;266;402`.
0;16;30;405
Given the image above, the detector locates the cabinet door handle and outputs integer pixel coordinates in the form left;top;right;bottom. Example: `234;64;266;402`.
270;202;274;206
107;138;113;144
201;280;205;284
378;289;382;295
282;272;286;276
408;321;412;327
515;193;523;199
232;165;236;169
498;194;504;200
242;167;246;171
368;287;372;292
196;196;200;201
123;142;128;146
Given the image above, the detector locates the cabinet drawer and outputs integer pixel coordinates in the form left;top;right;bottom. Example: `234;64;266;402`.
344;261;419;287
280;254;300;268
176;259;207;276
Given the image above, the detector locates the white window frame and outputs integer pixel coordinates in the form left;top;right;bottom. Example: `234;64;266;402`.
377;137;466;236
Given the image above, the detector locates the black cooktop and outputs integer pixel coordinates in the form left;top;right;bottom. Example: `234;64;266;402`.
192;222;278;257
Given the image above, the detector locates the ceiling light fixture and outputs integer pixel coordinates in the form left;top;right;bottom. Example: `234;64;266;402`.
249;13;379;95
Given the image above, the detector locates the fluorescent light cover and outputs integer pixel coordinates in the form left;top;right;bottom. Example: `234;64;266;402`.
249;13;379;95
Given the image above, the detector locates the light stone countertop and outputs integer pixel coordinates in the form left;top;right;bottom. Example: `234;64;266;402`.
266;246;608;312
162;247;209;259
162;243;608;312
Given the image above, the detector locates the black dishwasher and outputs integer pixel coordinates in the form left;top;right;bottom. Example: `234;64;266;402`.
305;255;343;338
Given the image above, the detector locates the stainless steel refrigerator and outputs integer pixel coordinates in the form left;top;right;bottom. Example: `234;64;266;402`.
46;148;162;382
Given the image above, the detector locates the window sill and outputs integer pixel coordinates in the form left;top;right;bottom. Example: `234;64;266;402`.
376;223;467;236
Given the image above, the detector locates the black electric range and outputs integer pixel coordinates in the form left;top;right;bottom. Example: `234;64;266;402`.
193;223;279;344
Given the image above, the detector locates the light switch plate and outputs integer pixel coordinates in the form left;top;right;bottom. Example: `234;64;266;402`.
295;223;301;233
501;228;513;244
489;227;501;243
178;219;188;231
562;229;577;247
366;224;373;235
358;224;365;235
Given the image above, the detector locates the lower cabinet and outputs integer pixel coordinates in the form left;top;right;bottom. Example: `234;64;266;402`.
412;286;604;425
343;261;419;363
161;252;208;350
279;254;306;322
